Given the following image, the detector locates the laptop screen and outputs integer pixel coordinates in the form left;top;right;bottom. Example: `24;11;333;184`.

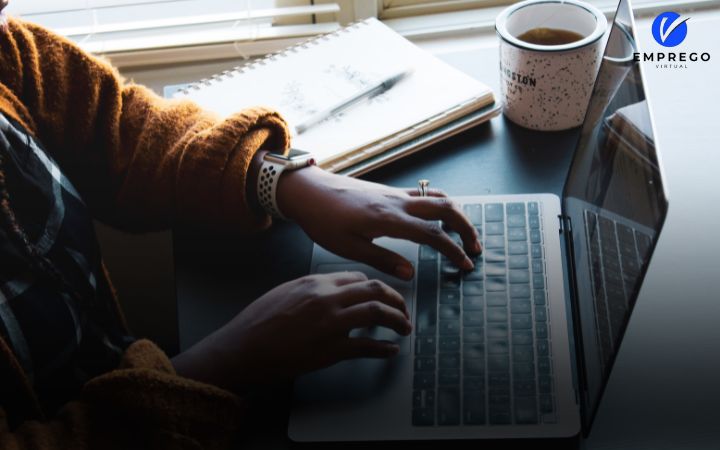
561;0;668;430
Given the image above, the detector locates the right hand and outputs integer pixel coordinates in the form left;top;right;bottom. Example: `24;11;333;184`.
172;272;412;391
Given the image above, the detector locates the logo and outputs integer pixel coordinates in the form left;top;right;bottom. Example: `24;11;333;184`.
652;12;689;47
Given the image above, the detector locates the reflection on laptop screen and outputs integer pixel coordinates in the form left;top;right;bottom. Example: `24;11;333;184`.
562;0;668;429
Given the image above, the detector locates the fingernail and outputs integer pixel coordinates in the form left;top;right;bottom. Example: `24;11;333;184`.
473;240;482;254
395;264;414;280
462;256;474;270
405;322;413;335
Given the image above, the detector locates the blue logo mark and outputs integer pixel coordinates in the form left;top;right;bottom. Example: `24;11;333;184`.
652;12;689;47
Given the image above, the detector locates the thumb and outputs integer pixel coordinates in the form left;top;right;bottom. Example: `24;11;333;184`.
343;238;415;281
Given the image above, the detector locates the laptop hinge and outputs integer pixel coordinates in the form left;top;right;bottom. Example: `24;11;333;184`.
558;214;590;416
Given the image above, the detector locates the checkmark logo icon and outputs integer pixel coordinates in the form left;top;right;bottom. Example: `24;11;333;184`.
659;16;689;43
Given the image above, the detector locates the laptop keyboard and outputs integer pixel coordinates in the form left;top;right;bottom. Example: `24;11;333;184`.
584;210;652;371
412;201;556;427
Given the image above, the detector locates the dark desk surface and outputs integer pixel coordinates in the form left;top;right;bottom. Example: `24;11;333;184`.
174;18;720;449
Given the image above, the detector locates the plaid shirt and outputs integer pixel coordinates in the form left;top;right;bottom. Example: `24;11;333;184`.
0;114;133;414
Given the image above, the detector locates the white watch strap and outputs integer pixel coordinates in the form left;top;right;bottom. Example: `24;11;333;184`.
257;158;288;220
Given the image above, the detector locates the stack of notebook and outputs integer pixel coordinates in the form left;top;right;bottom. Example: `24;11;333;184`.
174;18;498;176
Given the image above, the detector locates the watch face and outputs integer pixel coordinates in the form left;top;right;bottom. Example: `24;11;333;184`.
286;148;311;159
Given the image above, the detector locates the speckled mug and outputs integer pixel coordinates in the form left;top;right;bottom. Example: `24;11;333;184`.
496;0;607;131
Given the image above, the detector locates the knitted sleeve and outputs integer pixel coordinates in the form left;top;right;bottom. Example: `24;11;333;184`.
0;18;290;233
0;340;245;450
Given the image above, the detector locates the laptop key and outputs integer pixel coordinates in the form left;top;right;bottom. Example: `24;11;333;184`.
439;336;460;352
489;374;510;394
463;281;484;296
530;229;541;244
535;306;548;322
533;274;545;289
464;264;484;281
532;259;544;273
464;376;485;391
463;358;485;376
528;202;539;215
489;398;512;425
487;307;508;323
485;235;505;249
439;289;460;304
509;270;530;283
485;263;506;277
464;204;483;225
463;327;485;343
415;336;436;356
463;310;484;326
512;330;533;345
487;337;509;354
415;260;438;336
513;362;535;379
439;320;461;336
512;345;534;362
509;241;528;254
534;289;546;305
485;248;506;262
511;314;533;329
528;215;540;229
509;255;529;269
531;244;543;259
485;204;504;222
487;323;508;338
508;227;527;241
514;397;539;424
414;356;436;372
463;295;484;311
439;304;460;320
463;343;485;359
487;292;507;306
439;369;460;386
510;299;532;314
439;353;460;368
463;391;487;425
506;202;526;215
488;354;510;372
537;357;552;374
487;277;507;291
514;379;536;396
438;388;461;425
539;394;555;414
413;372;435;390
507;214;525;228
510;284;531;298
412;408;434;426
536;322;549;339
485;222;504;235
538;375;553;393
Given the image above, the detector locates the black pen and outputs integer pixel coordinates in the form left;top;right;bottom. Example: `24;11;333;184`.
293;69;412;135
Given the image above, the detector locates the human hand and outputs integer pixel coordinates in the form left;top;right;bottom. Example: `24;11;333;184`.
276;166;481;280
171;272;411;390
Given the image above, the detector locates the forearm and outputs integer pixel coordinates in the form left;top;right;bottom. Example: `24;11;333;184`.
0;18;290;232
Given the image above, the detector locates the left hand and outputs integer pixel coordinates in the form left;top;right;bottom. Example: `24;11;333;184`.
276;166;481;280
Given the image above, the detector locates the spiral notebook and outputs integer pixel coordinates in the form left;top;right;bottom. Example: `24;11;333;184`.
174;18;498;174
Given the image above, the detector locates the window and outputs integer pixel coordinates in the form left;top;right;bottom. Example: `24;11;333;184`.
5;1;343;56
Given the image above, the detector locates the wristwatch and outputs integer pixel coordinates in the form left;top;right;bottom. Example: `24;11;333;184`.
257;149;315;220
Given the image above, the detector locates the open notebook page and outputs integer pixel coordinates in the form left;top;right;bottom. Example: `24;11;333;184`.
176;19;492;164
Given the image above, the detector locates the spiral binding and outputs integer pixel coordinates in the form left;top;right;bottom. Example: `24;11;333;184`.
177;19;372;96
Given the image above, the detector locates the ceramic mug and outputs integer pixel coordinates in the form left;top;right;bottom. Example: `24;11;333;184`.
496;0;608;131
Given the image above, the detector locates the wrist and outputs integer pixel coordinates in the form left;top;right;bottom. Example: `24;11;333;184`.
276;164;324;221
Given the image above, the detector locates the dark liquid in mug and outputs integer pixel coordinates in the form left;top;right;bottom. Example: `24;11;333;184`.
517;27;585;45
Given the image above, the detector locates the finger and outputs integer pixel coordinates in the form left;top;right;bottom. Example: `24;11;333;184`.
329;337;400;361
405;197;482;255
334;301;412;336
342;238;415;281
405;187;447;198
318;270;369;287
375;216;474;271
334;279;408;317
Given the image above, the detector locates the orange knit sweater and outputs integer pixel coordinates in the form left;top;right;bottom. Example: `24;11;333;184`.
0;17;290;450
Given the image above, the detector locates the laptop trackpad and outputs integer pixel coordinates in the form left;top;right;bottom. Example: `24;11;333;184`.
315;263;414;356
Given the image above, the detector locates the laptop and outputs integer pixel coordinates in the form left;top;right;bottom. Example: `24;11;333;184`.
289;0;668;441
